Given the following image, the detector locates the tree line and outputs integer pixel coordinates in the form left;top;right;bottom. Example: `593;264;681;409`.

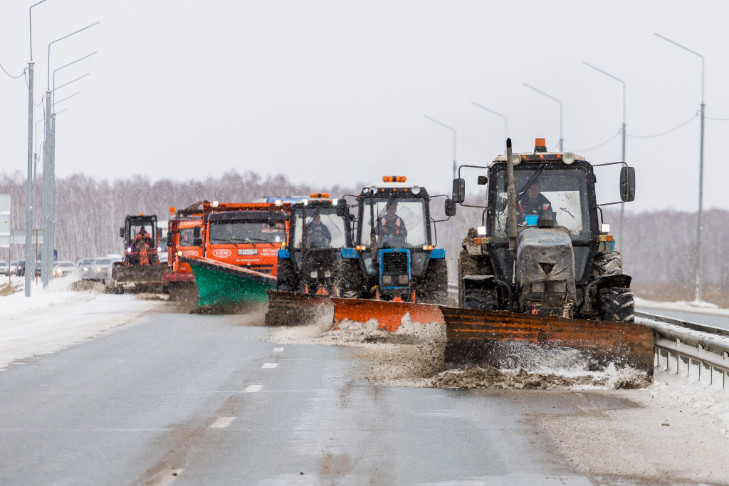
1;170;727;305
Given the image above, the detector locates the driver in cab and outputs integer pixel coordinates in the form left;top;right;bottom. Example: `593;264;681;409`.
378;201;407;246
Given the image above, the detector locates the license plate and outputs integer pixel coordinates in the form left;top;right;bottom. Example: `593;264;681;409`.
238;249;258;255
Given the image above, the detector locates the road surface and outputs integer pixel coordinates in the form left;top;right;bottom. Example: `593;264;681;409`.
0;301;728;485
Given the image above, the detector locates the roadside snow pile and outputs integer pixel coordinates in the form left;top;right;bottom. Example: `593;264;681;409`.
430;365;650;390
0;275;162;370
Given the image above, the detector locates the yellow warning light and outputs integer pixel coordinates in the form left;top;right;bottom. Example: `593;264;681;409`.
535;138;546;148
422;245;434;251
382;176;407;183
168;206;176;216
309;193;330;198
355;245;367;251
139;212;144;216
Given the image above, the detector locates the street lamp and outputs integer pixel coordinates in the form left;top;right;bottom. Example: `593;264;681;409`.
523;83;563;152
423;115;457;180
41;22;99;286
25;0;48;296
655;33;705;302
471;101;508;146
582;61;627;250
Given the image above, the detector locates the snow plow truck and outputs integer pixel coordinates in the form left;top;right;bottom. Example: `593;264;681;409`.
441;138;654;376
111;214;168;293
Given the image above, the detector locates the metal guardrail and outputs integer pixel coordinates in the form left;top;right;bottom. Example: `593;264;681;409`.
636;311;729;388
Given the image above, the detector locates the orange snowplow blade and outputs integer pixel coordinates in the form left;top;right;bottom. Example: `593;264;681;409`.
332;298;444;332
264;291;333;326
440;306;655;376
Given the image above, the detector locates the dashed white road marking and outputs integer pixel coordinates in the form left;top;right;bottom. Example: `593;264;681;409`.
244;385;263;392
262;363;278;368
209;417;236;429
273;347;284;352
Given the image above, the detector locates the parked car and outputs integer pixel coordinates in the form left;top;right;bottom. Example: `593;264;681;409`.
53;261;76;278
0;262;8;276
9;262;18;275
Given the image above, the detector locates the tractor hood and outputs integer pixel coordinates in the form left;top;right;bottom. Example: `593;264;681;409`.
516;227;576;301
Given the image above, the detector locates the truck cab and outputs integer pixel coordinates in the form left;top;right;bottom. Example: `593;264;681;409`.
201;201;291;276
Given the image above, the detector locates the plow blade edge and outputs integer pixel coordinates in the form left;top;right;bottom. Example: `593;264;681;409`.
332;298;444;332
264;291;334;326
440;306;654;376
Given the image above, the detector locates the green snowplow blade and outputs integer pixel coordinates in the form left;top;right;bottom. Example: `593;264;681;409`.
181;256;276;307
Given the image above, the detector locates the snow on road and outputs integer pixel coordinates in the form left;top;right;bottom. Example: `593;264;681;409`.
0;276;162;370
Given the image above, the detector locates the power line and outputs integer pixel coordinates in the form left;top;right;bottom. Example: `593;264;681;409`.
0;63;25;79
627;113;698;139
573;130;621;152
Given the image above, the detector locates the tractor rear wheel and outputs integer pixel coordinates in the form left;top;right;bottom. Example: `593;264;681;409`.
339;259;365;298
416;259;448;305
463;289;497;311
599;287;634;322
276;258;298;292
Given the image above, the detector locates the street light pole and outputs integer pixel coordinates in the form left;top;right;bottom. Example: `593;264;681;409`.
524;84;563;152
423;115;457;180
25;0;48;296
582;61;627;250
42;23;99;286
471;101;508;147
655;33;705;302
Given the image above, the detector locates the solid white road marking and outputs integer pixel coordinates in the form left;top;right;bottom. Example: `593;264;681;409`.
273;347;284;352
244;385;263;392
209;417;236;429
262;363;278;368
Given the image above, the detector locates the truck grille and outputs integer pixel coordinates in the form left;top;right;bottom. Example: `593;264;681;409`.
382;251;408;273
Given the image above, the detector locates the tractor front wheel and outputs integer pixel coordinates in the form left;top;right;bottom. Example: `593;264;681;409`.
598;287;634;322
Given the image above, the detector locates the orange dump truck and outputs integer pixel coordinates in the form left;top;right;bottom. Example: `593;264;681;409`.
180;200;291;307
165;202;205;302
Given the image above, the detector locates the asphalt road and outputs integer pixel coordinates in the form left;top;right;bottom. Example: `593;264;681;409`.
0;304;720;485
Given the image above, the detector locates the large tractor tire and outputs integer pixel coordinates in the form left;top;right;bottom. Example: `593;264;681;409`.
591;250;623;279
458;249;494;308
599;287;634;322
416;259;448;305
463;289;498;311
276;257;298;292
339;259;365;299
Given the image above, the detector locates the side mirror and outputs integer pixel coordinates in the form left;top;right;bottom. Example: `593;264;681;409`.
336;199;348;217
119;227;124;238
452;178;465;204
477;175;488;185
193;227;201;238
268;211;278;226
445;198;457;217
620;166;635;202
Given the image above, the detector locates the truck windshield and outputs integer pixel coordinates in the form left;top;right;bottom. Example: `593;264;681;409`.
359;198;429;248
492;167;592;241
293;207;347;249
209;220;286;244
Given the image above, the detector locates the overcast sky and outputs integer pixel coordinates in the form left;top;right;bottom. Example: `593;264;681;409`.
1;0;728;212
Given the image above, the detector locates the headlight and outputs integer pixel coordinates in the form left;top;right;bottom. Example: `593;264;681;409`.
324;270;332;278
399;275;408;284
532;282;545;293
563;152;576;165
383;275;392;284
511;154;522;166
411;185;421;195
310;271;318;278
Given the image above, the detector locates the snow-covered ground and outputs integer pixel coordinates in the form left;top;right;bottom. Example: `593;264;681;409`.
0;275;163;370
636;296;729;318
